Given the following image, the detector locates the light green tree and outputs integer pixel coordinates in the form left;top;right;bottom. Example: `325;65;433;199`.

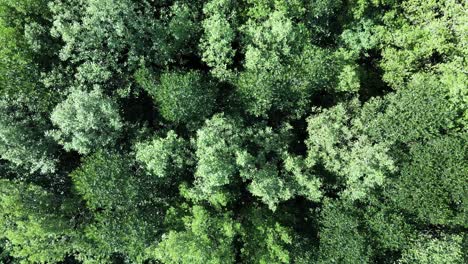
49;88;123;154
378;0;467;89
240;207;293;264
135;130;192;179
187;114;244;207
0;180;75;263
237;124;322;210
154;205;239;264
306;99;396;201
200;0;237;80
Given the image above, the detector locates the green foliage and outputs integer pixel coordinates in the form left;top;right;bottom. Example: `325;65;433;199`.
399;234;464;264
238;124;322;210
388;135;467;227
378;0;467;89
71;151;139;210
306;99;396;200
0;180;75;263
358;74;458;143
0;22;37;98
237;43;358;118
0;0;465;262
188;114;244;206
77;209;160;263
200;0;237;80
166;2;202;58
283;155;322;202
0;98;58;174
50;0;154;76
0;0;59;109
70;151;163;262
49;88;123;154
234;1;360;117
318;200;370;264
0;0;60;174
154;205;238;264
363;197;417;252
240;207;292;264
237;9;312;117
136;130;192;179
137;70;218;125
191;117;322;210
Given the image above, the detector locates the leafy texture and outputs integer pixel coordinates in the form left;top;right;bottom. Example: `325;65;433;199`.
49;89;123;154
154;206;238;264
0;180;75;263
0;0;465;262
136;130;191;179
138;70;218;126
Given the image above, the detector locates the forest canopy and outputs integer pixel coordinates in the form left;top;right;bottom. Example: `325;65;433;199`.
0;0;467;263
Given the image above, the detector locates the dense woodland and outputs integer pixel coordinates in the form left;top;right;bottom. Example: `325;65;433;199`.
0;0;467;263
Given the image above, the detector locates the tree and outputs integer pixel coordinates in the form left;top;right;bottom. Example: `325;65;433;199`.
70;151;164;262
153;205;239;264
1;0;466;262
239;206;293;264
200;0;238;80
0;180;75;263
0;21;38;99
377;0;467;89
357;74;458;144
236;9;312;117
70;151;139;210
229;0;362;118
49;0;204;92
187;114;244;207
362;194;417;256
165;1;202;61
306;99;396;201
0;98;58;174
237;124;322;210
318;200;370;264
0;0;60;174
399;234;464;264
49;0;157;85
75;208;161;263
388;135;467;227
136;69;218;126
0;0;58;74
135;130;192;179
49;88;123;154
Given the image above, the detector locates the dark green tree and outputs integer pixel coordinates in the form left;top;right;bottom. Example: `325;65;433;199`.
388;135;467;227
399;234;464;264
318;199;370;264
70;151;164;262
0;98;58;174
137;69;218;126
